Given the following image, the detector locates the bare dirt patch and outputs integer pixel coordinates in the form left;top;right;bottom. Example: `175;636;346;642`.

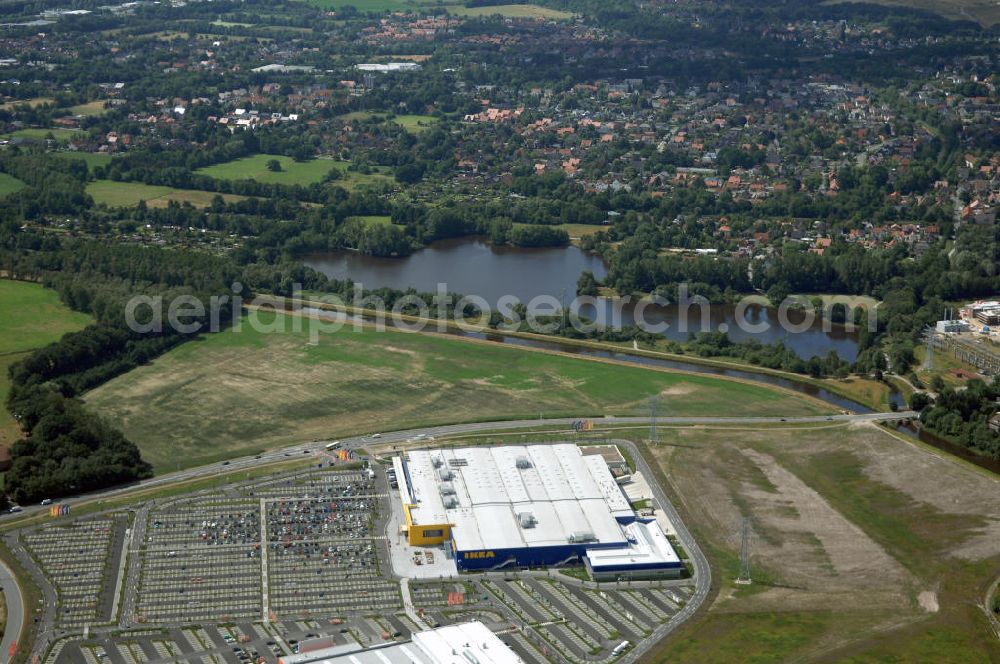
852;425;1000;561
741;448;911;598
918;590;939;613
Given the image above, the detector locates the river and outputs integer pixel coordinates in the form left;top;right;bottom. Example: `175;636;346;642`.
304;238;863;361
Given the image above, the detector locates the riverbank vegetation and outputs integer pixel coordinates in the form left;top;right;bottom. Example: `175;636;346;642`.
911;378;1000;459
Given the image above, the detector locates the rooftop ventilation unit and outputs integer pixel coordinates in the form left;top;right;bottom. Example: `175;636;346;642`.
517;512;536;529
431;456;443;468
442;496;459;509
515;456;532;469
437;468;453;481
568;530;595;543
439;481;456;495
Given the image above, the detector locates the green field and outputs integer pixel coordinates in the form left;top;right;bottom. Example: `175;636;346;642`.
0;128;81;143
66;100;108;117
0;280;91;355
84;311;827;471
327;160;396;190
195;154;338;186
0;173;26;198
0;97;54;111
87;180;248;208
348;215;392;227
824;0;1000;26
54;152;113;169
302;0;446;10
513;222;607;241
339;111;438;133
0;280;92;446
447;3;575;19
391;114;438;133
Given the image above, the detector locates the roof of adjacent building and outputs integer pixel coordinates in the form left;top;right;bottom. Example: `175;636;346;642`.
585;520;681;570
401;444;634;552
280;623;521;664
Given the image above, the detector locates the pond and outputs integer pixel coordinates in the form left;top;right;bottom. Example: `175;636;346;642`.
304;237;862;361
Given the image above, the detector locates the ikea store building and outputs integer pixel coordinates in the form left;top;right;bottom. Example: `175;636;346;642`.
392;443;682;578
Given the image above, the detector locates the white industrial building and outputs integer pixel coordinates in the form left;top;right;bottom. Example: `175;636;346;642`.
279;622;521;664
393;443;683;577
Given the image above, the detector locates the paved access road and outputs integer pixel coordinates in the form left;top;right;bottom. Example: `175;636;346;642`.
0;556;24;664
0;412;916;524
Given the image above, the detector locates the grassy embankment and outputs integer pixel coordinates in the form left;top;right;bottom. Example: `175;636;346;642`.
85;310;830;472
282;292;895;412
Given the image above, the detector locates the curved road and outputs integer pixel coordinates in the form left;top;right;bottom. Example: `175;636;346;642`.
0;411;916;664
0;557;24;664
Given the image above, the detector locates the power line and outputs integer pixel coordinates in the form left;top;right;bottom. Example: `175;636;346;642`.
735;517;754;585
649;395;657;443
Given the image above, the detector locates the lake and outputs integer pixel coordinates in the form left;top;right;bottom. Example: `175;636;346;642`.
304;237;861;361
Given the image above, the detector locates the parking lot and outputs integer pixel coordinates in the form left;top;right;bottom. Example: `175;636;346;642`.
135;497;263;624
126;467;399;624
265;490;400;618
16;452;698;664
22;515;126;628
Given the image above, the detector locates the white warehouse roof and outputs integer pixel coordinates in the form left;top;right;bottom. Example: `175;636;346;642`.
585;520;681;570
280;622;521;664
402;444;634;551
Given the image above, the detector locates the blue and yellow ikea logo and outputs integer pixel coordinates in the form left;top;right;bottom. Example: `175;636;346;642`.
463;551;495;560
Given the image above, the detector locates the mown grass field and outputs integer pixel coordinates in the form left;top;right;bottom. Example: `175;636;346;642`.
327;160;396;190
0;97;54;110
0;173;26;198
447;3;574;19
348;215;392;227
645;423;1000;662
339;111;438;133
87;180;248;208
0;280;92;446
54;152;113;169
196;154;337;186
824;0;1000;26
0;280;92;355
302;0;447;10
514;222;607;241
66;100;108;117
391;114;438;133
0;128;80;143
85;311;828;471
